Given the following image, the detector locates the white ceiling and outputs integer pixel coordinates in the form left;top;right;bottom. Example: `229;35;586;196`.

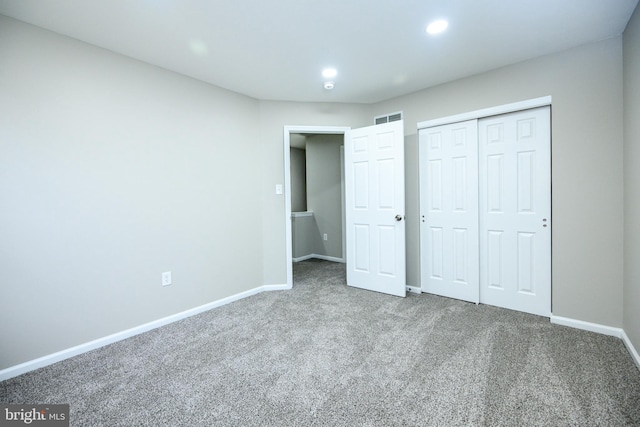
0;0;638;104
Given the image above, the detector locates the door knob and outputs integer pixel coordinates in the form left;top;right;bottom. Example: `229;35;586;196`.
395;215;404;221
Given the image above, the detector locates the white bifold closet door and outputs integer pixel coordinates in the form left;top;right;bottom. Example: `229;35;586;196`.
420;106;551;317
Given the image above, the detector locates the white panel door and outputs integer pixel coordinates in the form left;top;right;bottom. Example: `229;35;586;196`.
419;120;480;303
479;106;551;316
345;121;406;297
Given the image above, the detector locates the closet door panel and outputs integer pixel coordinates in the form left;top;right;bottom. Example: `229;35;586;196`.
420;120;479;303
479;107;551;317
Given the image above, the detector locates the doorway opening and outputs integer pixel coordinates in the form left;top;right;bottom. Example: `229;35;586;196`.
284;126;350;288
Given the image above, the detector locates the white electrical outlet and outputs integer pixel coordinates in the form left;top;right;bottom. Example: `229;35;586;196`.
162;271;172;287
323;233;328;241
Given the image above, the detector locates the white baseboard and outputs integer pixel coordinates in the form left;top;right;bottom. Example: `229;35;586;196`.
263;284;291;291
312;254;345;263
293;254;345;263
0;284;287;382
621;330;640;371
550;315;623;337
406;286;422;294
292;254;315;262
549;315;640;371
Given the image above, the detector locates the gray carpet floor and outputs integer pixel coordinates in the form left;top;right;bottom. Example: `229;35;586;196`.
1;259;640;426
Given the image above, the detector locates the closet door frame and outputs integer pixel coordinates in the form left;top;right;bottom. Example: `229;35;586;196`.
417;98;551;129
417;96;552;314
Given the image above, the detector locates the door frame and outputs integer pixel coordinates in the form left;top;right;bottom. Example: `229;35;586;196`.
283;125;351;288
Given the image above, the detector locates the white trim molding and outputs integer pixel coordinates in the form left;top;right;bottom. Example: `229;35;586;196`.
0;284;289;382
309;254;344;263
283;125;351;288
621;330;640;371
263;284;291;291
550;315;640;370
292;254;316;263
406;286;422;294
417;96;552;130
292;254;345;263
550;315;623;337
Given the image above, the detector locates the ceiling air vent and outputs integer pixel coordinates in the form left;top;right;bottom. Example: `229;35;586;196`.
374;111;403;125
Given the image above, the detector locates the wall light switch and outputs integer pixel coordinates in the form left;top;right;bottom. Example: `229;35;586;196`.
162;271;172;287
275;184;283;195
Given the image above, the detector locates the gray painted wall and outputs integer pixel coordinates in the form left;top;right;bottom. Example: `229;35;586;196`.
306;134;344;259
0;16;262;369
290;147;307;212
371;37;625;327
624;5;640;357
291;213;323;259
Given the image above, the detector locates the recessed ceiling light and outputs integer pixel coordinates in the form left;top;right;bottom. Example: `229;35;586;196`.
426;20;448;35
322;68;337;79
